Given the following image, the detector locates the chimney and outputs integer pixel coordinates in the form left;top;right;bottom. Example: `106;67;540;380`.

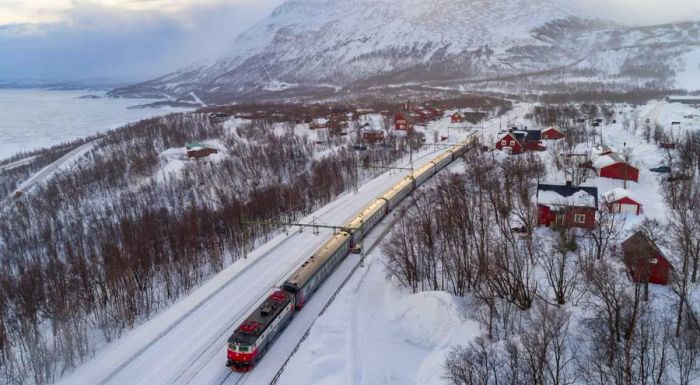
565;176;573;187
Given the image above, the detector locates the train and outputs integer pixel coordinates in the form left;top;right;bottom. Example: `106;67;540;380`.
226;134;476;371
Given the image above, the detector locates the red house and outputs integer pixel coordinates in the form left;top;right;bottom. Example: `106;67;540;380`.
394;112;414;131
186;142;218;159
412;109;429;123
536;183;598;229
426;107;442;119
451;112;464;123
495;130;545;155
362;128;385;143
496;131;524;154
542;127;565;140
622;231;673;285
593;153;639;182
602;188;643;215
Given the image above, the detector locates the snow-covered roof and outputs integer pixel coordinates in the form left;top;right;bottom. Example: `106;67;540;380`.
497;131;525;142
362;128;384;134
537;189;597;208
602;188;641;204
592;154;622;169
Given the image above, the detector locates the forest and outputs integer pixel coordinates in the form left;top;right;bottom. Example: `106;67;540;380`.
0;109;418;385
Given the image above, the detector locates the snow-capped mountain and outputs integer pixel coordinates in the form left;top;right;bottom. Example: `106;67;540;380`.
110;0;700;103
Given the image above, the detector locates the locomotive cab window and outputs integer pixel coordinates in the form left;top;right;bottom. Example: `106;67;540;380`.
239;346;250;352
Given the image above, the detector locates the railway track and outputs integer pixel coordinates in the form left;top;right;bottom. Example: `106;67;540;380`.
96;230;306;385
170;239;325;385
268;202;407;385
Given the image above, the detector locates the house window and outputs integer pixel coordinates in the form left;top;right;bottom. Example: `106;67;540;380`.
574;214;586;224
649;258;658;264
510;140;516;147
501;140;507;146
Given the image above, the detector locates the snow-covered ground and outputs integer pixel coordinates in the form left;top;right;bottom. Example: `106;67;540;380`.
0;89;191;161
54;106;524;385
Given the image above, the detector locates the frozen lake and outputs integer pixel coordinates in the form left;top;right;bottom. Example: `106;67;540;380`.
0;89;192;161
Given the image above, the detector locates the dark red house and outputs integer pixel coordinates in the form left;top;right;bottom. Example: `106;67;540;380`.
622;231;673;285
451;112;464;123
542;127;565;140
186;142;219;159
362;128;385;143
593;153;639;182
536;183;598;229
394;112;414;131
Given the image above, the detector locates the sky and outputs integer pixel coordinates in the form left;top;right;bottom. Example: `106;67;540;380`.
0;0;284;83
0;0;698;84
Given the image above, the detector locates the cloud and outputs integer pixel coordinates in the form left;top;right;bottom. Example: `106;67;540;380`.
573;0;700;25
0;0;283;82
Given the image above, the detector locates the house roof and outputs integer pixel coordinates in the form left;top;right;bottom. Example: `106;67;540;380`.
602;188;641;204
186;141;208;150
593;153;623;169
537;183;598;208
622;231;670;265
362;128;384;134
395;111;415;123
497;131;526;143
544;126;561;133
598;144;616;155
526;130;542;141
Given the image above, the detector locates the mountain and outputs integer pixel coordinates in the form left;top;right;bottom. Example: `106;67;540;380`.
110;0;700;104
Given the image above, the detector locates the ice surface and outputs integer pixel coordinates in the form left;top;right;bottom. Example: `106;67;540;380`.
0;89;191;161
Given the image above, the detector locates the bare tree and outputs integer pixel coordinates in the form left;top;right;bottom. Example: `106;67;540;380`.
539;229;581;305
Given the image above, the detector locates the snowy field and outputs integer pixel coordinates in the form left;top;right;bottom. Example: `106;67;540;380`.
0;89;191;160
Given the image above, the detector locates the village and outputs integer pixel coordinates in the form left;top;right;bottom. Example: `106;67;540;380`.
257;97;700;385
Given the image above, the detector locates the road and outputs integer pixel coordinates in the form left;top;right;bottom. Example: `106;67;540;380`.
0;155;38;172
11;140;98;196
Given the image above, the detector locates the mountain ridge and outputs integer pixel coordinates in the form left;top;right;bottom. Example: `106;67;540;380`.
109;0;700;103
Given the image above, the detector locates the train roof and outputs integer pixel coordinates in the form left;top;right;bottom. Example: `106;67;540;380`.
228;290;294;346
382;176;414;202
284;232;352;290
344;198;388;231
412;162;435;176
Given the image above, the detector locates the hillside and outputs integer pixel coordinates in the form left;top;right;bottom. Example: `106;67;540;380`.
110;0;700;104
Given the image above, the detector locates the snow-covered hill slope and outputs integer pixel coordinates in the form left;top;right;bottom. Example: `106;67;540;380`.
110;0;700;103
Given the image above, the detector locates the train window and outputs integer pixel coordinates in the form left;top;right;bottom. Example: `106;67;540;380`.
239;346;250;352
228;343;236;351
